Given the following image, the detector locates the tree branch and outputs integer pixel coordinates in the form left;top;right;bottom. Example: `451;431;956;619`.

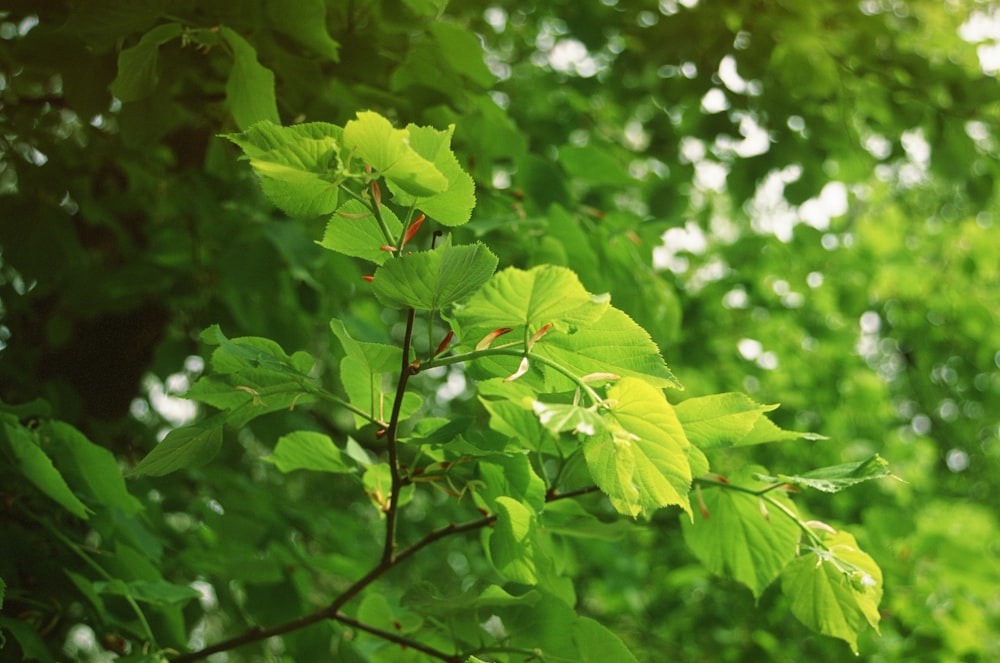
383;307;417;564
333;613;461;662
168;486;604;662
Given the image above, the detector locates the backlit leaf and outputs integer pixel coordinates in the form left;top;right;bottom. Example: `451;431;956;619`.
388;123;476;226
489;496;538;584
756;455;894;493
343;111;448;197
583;378;692;518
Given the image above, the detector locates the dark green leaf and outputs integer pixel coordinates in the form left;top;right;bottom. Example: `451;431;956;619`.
220;27;280;130
128;415;224;477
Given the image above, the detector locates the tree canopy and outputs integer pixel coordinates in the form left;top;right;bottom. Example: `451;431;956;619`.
1;1;998;661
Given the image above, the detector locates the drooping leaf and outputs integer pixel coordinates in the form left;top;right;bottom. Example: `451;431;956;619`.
756;455;895;493
4;423;90;519
488;496;538;584
222;121;345;218
372;243;498;311
219;27;280;130
128;414;225;477
781;529;883;654
343;111;448;197
583;378;692;518
428;22;495;88
573;616;640;663
44;421;143;515
109;22;182;101
93;579;201;606
265;0;340;61
320;199;402;265
388;123;476;226
682;468;801;598
264;431;354;474
0;615;56;663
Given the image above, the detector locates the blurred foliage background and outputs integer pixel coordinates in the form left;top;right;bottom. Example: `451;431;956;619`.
1;0;998;661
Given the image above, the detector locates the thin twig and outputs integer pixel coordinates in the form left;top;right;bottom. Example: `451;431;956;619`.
333;613;460;662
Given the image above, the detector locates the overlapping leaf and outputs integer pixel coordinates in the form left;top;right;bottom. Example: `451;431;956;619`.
388;123;476;226
583;378;692;518
343;111;448;197
452;265;610;345
372;243;498;311
675;392;814;449
129;414;225;477
222;121;345;217
109;22;182;101
320;199;402;265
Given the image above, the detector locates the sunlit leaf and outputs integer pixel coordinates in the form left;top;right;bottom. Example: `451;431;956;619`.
343;111;448;197
583;378;692;518
756;455;894;493
781;530;883;654
682;467;801;598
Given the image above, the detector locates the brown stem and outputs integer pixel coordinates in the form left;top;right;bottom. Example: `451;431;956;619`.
333;613;461;662
382;307;416;564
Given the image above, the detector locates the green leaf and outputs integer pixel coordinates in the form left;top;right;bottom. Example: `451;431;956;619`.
476;454;546;514
129;415;224;477
372;243;498;311
343;111;448;197
202;325;314;378
0;615;56;663
264;431;353;474
756;455;894;493
536;306;681;390
682;468;801;598
219;27;280;130
452;265;611;347
529;399;605;436
222;121;346;217
675;393;779;449
429;22;495;88
4;423;90;519
583;378;692;518
559;144;634;187
320;199;402;264
781;530;883;653
94;578;201;606
573;616;640;663
388;123;476;226
109;22;182;101
265;0;340;61
330;318;420;426
489;496;538;584
44;421;143;515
